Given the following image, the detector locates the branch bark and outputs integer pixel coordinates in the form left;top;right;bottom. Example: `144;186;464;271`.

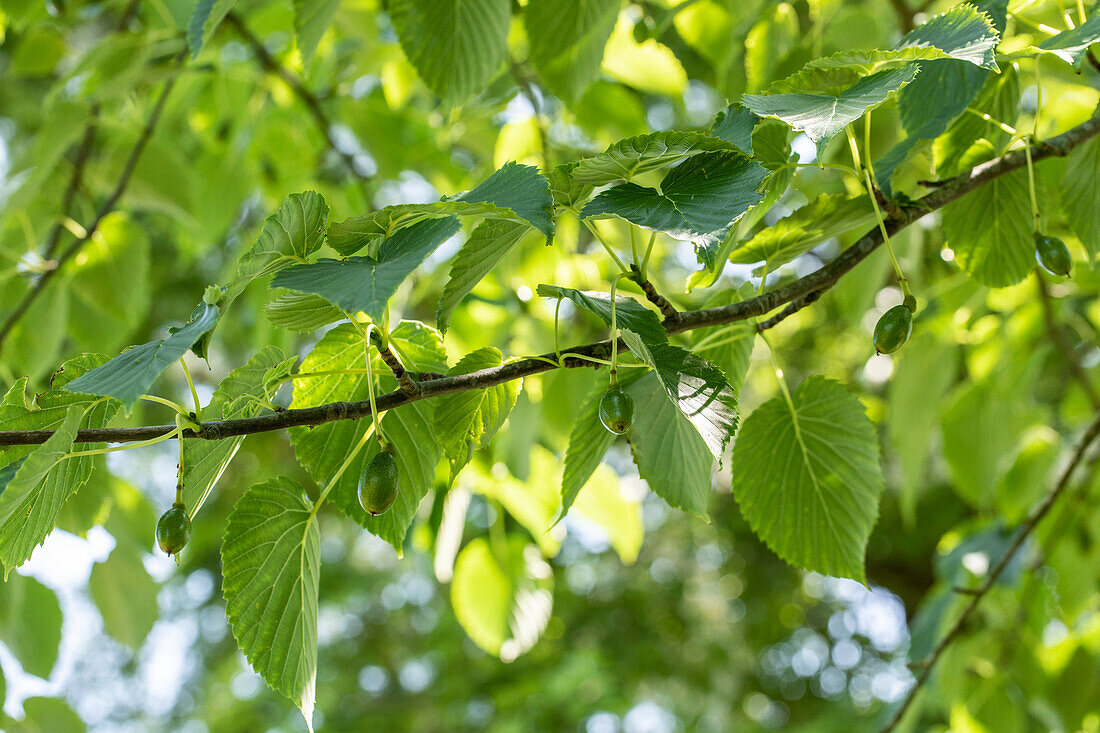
226;13;373;186
1;112;1098;448
881;408;1100;731
0;50;185;358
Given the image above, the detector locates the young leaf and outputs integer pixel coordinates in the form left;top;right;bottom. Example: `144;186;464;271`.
536;284;667;348
451;536;553;659
388;0;511;107
624;372;714;517
230;191;330;298
437;220;536;333
729;193;876;268
272;217;462;323
572;130;741;186
63;302;220;409
548;162;595;211
182;346;296;519
265;292;344;333
743;66;919;158
222;477;320;730
525;0;620;101
730;376;883;582
942;168;1032;287
580;151;767;268
433;348;519;481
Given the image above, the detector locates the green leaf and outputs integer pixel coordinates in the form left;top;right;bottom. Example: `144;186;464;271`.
265;292;344;333
933;67;1019;178
571;461;643;564
89;546;159;651
621;338;737;463
548;162;595;210
474;446;562;556
624;373;714;517
572;130;741;186
288;324;443;552
891;4;1000;70
0;572;62;678
1062;134;1100;258
188;0;237;58
887;334;958;523
942;168;1032;287
222;477;320;731
526;0;620;101
434;348;519;481
9;697;85;733
709;103;758;154
536;284;667;348
730;193;876;267
328;163;552;256
388;0;511;107
451;535;553;659
729;376;883;582
230;191;330;298
67;212;151;354
294;0;341;65
561;380;618;517
437;220;536;333
273;217;461;323
64;302;220;409
0;407;99;575
580;151;768;268
182;347;296;519
743;66;919;158
1037;12;1100;68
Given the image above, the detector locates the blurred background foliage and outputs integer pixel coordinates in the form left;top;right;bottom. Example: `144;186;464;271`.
0;0;1099;731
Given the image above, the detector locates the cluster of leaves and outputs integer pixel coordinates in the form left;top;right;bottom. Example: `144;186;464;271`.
1;0;1100;731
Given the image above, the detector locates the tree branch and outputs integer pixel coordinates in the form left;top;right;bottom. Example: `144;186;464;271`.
1;112;1098;447
1035;273;1100;409
0;51;185;358
881;408;1100;731
225;13;372;186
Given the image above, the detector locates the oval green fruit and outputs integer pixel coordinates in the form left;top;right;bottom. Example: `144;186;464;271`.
873;304;913;355
1035;235;1072;277
599;388;635;435
358;449;399;516
156;503;191;556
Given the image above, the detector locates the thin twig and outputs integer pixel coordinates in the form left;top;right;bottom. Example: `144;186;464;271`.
881;409;1100;731
370;332;419;396
634;275;679;321
1036;273;1100;409
42;112;99;260
0;51;185;357
756;290;822;332
1;113;1099;447
225;12;372;187
507;56;552;169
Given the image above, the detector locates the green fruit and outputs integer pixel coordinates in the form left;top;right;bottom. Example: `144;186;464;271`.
599;388;634;435
1035;235;1072;277
873;304;913;355
358;449;399;516
156;503;191;556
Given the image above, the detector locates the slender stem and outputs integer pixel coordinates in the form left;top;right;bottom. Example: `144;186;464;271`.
179;358;203;422
363;325;386;447
965;107;1018;135
65;426;183;460
141;394;191;415
1025;144;1041;233
608;273;632;386
640;232;657;280
175;415;185;505
848;124;909;297
583;220;630;274
553;297;563;363
630;226;640;269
